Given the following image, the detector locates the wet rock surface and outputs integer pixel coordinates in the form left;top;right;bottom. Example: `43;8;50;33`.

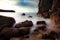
21;13;25;16
36;26;46;31
37;21;46;25
18;27;30;37
0;27;30;37
0;15;15;31
15;20;33;28
0;28;20;37
28;16;32;18
42;31;59;39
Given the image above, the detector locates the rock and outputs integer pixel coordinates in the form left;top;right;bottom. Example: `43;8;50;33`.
36;25;46;31
42;31;59;39
0;27;30;38
21;13;25;16
35;21;47;33
36;21;46;25
24;36;29;38
27;34;42;40
0;9;15;12
50;11;60;32
37;12;50;18
18;27;30;37
0;38;5;40
0;16;15;31
52;0;60;12
0;28;20;38
0;37;10;40
32;25;46;36
42;29;52;35
10;37;21;40
15;20;33;28
37;0;53;18
28;16;32;18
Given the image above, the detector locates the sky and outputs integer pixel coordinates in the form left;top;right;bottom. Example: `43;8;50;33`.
0;0;39;13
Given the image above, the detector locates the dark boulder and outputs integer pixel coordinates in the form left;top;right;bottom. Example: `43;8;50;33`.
21;13;25;16
36;21;46;25
0;27;30;38
42;31;59;39
37;26;46;31
18;27;30;37
28;16;32;18
0;9;15;12
15;20;33;28
0;37;5;40
0;28;20;38
0;16;15;31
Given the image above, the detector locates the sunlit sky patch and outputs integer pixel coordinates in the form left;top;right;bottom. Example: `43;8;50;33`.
0;0;39;13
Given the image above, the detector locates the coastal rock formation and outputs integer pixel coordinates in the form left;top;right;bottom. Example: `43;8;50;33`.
37;0;60;18
28;16;32;18
42;31;59;39
15;20;33;28
21;13;25;16
36;21;46;25
18;27;30;37
0;28;20;37
0;27;30;39
37;0;53;18
0;9;15;12
50;11;60;32
10;37;21;40
31;21;47;36
0;15;15;31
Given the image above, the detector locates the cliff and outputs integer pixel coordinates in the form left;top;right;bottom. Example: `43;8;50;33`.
37;0;60;18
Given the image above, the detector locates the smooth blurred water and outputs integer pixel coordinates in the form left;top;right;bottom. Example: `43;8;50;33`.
0;12;55;31
0;12;49;23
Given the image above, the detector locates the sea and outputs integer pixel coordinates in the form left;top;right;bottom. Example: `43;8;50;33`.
0;12;55;32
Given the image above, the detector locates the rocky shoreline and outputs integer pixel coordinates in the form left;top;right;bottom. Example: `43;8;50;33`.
0;15;60;40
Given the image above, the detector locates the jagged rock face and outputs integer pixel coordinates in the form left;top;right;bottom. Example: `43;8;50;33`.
52;0;60;11
37;0;60;18
37;0;53;18
0;16;15;31
39;0;53;12
50;11;60;32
